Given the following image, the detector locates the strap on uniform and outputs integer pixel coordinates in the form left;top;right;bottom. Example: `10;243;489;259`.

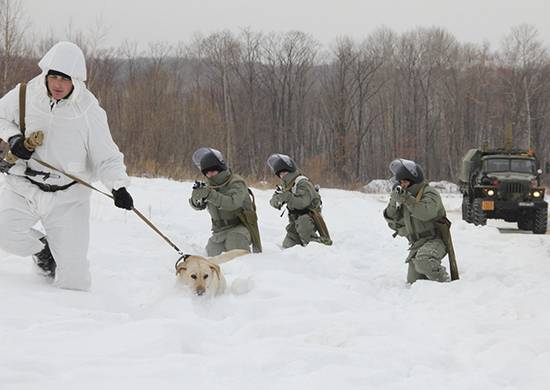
19;82;26;135
415;182;428;202
25;176;77;192
212;217;241;229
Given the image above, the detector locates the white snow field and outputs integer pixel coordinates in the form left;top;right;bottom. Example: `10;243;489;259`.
1;176;550;390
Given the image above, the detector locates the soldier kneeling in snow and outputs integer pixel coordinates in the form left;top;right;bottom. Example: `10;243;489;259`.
383;159;449;284
267;153;331;248
189;147;256;256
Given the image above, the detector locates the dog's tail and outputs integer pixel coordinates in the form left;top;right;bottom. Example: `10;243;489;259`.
209;249;250;265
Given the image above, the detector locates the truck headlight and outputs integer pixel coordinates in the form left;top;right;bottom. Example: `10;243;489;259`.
532;191;541;198
487;189;495;196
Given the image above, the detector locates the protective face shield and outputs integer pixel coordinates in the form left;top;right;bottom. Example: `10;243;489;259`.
267;153;297;176
192;147;227;175
389;158;424;185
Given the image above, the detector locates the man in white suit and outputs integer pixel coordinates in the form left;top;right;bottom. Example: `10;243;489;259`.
0;41;133;291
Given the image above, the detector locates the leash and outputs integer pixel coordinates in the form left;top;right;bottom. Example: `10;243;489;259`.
32;157;186;258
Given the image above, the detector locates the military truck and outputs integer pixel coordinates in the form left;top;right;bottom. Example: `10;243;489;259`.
459;148;547;234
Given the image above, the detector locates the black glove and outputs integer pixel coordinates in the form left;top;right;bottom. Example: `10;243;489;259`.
8;134;33;160
112;187;134;210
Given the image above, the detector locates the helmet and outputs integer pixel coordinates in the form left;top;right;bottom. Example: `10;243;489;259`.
267;153;297;176
389;158;424;185
192;147;227;175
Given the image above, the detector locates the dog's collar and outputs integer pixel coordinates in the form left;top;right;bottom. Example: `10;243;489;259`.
174;254;191;271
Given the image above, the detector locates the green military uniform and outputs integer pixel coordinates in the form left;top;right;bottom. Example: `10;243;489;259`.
189;170;252;256
270;170;322;248
384;182;449;283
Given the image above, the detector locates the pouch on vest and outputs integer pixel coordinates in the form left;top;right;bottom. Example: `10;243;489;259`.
434;216;459;281
238;188;263;253
309;208;332;246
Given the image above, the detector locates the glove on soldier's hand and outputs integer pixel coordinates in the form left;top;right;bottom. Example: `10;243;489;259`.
270;195;283;209
270;192;290;209
394;185;405;195
8;134;33;160
189;197;206;210
112;187;134;210
393;186;414;205
191;186;211;203
278;191;291;203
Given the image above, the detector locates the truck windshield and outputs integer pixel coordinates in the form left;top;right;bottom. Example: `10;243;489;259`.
483;158;536;173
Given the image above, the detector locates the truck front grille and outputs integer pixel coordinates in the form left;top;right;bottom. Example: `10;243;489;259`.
502;182;528;193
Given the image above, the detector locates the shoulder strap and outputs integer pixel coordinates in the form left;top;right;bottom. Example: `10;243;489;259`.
415;182;428;202
284;175;309;193
19;82;27;135
247;188;257;210
292;175;309;193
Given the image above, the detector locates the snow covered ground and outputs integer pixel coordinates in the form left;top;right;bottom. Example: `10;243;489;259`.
1;176;550;390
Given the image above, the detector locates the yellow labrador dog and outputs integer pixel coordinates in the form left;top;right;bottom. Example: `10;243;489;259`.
175;249;249;297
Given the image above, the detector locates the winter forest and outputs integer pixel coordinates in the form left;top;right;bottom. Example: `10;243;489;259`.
1;0;549;186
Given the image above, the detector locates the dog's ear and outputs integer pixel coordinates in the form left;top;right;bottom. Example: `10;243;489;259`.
176;265;187;275
209;263;221;281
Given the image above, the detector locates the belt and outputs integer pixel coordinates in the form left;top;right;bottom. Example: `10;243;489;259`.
25;177;78;192
408;229;438;242
288;208;310;216
212;217;241;229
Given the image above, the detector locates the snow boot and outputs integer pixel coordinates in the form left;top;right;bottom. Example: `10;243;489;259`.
32;237;56;278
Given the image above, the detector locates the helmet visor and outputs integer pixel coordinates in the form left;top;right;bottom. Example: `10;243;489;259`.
267;153;294;174
192;147;224;170
389;159;419;175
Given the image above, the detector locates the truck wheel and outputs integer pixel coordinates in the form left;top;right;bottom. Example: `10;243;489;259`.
533;207;548;234
462;196;473;223
518;217;533;231
472;199;487;226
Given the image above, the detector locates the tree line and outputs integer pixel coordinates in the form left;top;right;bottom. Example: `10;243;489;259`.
1;0;550;187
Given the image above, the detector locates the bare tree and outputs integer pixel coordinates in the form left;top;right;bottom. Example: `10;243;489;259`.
498;24;549;150
0;0;27;93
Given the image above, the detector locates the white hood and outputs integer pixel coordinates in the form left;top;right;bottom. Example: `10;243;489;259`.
38;41;87;81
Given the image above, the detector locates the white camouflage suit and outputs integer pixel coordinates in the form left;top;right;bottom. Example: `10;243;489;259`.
0;41;130;290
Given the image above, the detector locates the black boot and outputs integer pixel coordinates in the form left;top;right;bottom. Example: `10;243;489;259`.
32;237;56;278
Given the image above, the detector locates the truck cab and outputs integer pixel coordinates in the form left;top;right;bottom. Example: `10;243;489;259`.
460;149;547;234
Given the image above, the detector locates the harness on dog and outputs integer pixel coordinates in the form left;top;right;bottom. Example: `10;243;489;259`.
174;254;192;271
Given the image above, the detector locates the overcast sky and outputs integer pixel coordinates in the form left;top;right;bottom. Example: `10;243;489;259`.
23;0;550;50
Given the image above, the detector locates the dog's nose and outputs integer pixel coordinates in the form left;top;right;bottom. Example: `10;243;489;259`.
196;288;205;296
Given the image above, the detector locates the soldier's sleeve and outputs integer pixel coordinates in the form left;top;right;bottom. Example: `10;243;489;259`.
286;180;314;210
207;181;248;211
0;84;23;142
86;105;130;191
402;190;443;221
